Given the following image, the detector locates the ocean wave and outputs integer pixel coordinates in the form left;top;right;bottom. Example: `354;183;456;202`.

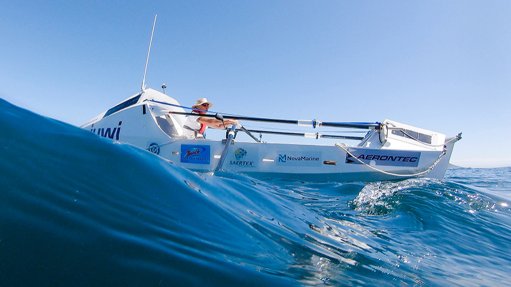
1;99;510;287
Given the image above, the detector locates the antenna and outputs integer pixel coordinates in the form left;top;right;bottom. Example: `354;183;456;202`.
141;15;158;91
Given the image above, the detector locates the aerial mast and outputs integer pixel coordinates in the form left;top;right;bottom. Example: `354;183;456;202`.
141;15;157;91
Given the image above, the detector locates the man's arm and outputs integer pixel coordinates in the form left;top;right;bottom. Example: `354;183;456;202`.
198;117;238;129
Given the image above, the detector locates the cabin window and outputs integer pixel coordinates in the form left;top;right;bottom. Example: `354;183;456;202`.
391;128;432;144
104;94;142;117
156;115;180;137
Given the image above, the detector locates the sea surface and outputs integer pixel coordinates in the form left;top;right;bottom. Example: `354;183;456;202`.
1;99;510;287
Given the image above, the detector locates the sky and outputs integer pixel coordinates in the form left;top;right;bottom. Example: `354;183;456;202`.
1;1;510;168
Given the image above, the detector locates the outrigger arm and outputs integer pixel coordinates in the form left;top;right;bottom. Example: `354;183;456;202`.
215;125;237;172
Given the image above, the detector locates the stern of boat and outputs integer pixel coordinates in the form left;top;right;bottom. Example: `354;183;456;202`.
426;133;462;179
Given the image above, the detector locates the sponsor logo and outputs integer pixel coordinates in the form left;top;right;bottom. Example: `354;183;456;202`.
276;152;321;166
147;143;160;155
181;145;210;164
278;154;320;163
345;149;421;167
229;148;255;167
90;121;122;140
234;148;247;160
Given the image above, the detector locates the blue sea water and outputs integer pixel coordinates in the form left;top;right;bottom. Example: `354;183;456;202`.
1;98;510;287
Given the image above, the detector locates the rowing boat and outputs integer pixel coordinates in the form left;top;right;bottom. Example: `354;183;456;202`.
81;88;461;182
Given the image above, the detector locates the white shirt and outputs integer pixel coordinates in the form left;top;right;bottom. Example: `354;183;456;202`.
183;114;204;139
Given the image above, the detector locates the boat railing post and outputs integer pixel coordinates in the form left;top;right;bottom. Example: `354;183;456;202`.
215;125;237;172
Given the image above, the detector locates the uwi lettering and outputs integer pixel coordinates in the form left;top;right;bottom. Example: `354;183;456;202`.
91;121;122;140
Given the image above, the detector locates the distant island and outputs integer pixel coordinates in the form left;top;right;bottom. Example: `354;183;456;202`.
448;163;463;169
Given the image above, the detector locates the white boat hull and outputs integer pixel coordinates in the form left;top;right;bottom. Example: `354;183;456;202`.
82;88;460;182
146;140;452;182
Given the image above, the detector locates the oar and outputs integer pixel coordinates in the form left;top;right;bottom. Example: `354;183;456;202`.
166;111;379;130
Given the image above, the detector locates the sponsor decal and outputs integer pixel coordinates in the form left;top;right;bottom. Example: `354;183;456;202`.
229;148;256;167
345;148;420;167
276;151;321;166
180;144;210;164
90;121;122;140
234;148;247;160
147;143;160;155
